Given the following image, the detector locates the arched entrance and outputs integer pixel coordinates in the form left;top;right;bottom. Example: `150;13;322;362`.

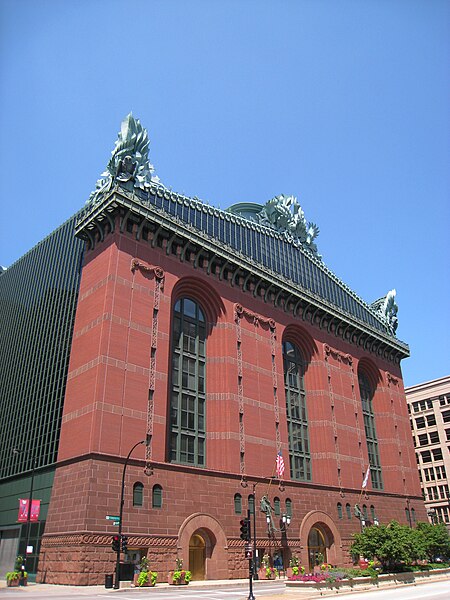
178;513;229;580
299;511;342;568
308;526;327;570
189;533;206;580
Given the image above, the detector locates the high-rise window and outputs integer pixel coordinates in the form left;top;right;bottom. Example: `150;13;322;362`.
168;298;206;466
282;341;311;481
359;372;383;490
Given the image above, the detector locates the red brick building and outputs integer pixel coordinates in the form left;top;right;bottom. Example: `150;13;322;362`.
37;116;424;585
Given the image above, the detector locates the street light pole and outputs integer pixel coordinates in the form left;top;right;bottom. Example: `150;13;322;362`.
114;439;146;590
252;483;258;580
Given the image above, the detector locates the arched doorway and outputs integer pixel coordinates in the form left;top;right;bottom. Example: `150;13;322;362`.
189;533;206;580
308;526;327;571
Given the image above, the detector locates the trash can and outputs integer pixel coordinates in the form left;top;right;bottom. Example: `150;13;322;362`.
105;574;113;588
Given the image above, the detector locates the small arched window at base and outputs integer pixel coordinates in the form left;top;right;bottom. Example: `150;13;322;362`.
152;484;162;509
133;482;144;507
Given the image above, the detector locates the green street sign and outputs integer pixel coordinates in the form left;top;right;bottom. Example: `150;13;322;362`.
106;515;120;521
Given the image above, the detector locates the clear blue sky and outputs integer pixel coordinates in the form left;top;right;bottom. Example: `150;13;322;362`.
0;0;448;387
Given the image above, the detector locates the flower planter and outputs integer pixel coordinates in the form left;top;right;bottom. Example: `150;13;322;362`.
6;578;20;587
258;568;276;580
168;571;190;585
134;571;157;587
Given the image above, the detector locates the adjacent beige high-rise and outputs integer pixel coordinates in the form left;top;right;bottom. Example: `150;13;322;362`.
406;375;450;527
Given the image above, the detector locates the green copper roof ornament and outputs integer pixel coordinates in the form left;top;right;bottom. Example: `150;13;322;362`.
255;194;321;258
88;113;160;204
370;289;399;335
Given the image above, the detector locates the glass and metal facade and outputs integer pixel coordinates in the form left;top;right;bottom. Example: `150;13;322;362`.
0;214;84;573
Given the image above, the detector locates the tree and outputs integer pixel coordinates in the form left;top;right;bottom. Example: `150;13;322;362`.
415;522;450;562
350;521;425;571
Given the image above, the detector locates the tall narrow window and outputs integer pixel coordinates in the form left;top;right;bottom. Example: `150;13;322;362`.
152;484;162;509
274;497;281;516
359;372;383;490
169;298;206;466
133;482;143;507
234;493;242;515
285;498;292;517
283;341;311;481
248;495;255;515
346;503;352;519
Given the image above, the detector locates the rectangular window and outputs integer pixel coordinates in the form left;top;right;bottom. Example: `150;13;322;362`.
435;465;446;480
426;414;437;426
418;434;428;446
432;448;443;461
442;410;450;423
429;431;440;444
421;450;432;463
415;417;425;429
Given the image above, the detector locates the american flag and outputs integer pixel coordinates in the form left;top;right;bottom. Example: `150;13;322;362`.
276;452;285;479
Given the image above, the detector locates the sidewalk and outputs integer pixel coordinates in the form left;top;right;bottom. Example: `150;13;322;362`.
0;577;286;595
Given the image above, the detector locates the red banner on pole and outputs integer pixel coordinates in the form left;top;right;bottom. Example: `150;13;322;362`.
17;499;40;523
18;499;28;522
30;499;40;521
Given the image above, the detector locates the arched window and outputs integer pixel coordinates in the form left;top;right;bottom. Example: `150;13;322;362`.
168;298;206;466
286;498;292;517
133;482;143;507
337;502;343;519
282;341;311;481
346;503;352;519
248;494;255;515
363;504;368;520
152;484;162;509
411;508;416;523
274;497;281;516
359;371;383;490
234;493;242;515
370;505;376;521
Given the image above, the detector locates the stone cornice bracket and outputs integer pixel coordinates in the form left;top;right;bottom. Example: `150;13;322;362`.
323;344;353;365
386;372;399;386
130;258;164;280
234;303;276;330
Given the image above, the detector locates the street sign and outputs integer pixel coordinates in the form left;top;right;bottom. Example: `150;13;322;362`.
106;515;120;521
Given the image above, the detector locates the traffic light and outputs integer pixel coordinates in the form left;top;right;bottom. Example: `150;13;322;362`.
121;535;128;553
112;535;120;552
240;518;250;541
